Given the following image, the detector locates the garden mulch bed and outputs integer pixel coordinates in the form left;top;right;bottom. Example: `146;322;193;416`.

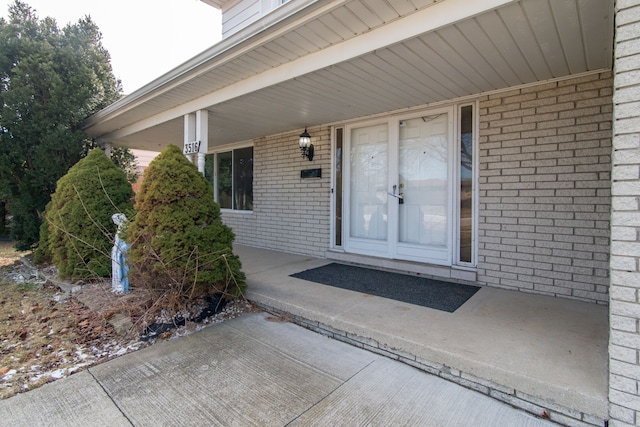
0;241;256;399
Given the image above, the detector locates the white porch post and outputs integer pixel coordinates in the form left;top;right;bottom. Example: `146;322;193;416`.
184;111;208;173
104;142;113;158
196;109;208;174
184;113;196;164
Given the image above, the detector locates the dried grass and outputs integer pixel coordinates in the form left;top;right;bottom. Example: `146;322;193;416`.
0;241;253;399
0;279;125;399
0;242;28;268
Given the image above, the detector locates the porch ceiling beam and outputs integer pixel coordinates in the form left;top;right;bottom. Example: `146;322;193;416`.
95;0;517;143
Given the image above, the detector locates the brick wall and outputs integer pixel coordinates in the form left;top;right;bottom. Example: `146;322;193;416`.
226;75;614;302
220;211;256;247
222;126;331;257
477;72;613;304
609;0;640;424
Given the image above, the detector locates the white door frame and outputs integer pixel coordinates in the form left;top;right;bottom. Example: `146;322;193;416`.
341;105;455;265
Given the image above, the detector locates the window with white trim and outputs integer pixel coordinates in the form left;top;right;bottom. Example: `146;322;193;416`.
204;147;253;211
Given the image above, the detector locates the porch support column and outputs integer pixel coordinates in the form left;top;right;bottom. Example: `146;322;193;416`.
184;113;196;164
196;109;208;174
609;1;640;425
183;111;208;173
103;142;113;158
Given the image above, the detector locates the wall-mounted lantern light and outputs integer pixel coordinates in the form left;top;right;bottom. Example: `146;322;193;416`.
298;127;314;161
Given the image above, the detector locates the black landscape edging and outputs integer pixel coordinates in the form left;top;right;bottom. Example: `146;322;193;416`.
140;293;227;341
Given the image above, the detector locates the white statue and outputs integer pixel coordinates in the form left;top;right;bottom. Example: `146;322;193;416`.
111;213;130;293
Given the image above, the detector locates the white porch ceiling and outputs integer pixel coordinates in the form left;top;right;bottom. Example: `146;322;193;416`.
84;0;614;152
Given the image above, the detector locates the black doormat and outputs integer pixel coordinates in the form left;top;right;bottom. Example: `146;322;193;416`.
290;263;480;313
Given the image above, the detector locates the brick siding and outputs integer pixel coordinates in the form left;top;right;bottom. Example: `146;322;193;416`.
225;75;613;305
609;0;640;425
222;126;331;257
477;72;613;304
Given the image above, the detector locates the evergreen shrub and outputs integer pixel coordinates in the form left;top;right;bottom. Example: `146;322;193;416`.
126;145;245;308
35;149;134;278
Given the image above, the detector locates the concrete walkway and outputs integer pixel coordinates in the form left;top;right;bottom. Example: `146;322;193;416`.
237;245;609;426
0;311;555;426
0;244;607;426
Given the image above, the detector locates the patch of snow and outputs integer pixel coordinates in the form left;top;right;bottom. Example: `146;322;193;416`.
2;369;17;380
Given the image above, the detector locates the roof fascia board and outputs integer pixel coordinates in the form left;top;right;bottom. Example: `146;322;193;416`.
93;0;517;142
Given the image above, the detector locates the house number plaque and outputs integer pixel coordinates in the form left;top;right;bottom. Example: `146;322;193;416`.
183;141;201;155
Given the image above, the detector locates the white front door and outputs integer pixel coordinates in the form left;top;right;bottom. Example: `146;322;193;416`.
344;107;454;265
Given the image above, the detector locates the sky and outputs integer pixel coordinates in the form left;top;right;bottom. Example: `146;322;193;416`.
0;0;223;94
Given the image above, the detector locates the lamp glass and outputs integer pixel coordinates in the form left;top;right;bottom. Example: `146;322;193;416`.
299;128;311;148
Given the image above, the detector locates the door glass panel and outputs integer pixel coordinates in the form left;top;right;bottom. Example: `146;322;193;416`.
335;128;343;247
459;105;473;263
350;123;388;240
398;114;448;247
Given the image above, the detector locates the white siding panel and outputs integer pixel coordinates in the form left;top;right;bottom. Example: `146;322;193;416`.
549;0;587;74
330;7;370;35
520;0;570;77
289;28;328;52
254;43;291;67
293;25;331;51
318;12;355;40
365;0;401;23
261;40;303;62
344;2;384;29
222;0;261;38
233;54;271;75
578;0;614;70
387;0;419;16
474;11;536;83
95;0;613;152
455;19;522;87
348;57;422;106
419;32;487;94
306;67;392;108
497;2;553;81
411;0;443;9
374;47;456;100
402;37;479;98
363;53;439;105
438;25;508;90
302;19;341;47
246;46;282;68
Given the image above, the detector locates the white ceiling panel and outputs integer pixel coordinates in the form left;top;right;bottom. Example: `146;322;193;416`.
473;11;537;83
454;19;522;87
496;3;554;81
85;0;614;152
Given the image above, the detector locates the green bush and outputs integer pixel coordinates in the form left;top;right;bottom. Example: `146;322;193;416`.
35;149;134;278
126;144;245;307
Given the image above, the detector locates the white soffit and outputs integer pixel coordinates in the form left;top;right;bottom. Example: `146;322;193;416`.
199;0;224;9
87;0;613;151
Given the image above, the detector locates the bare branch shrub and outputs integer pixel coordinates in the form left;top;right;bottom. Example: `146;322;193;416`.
125;145;246;320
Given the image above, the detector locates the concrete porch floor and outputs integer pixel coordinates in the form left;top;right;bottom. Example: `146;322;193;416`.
236;245;609;426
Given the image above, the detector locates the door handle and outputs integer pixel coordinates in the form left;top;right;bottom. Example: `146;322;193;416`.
388;185;404;200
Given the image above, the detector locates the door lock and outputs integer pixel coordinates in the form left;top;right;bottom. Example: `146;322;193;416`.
388;185;404;202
